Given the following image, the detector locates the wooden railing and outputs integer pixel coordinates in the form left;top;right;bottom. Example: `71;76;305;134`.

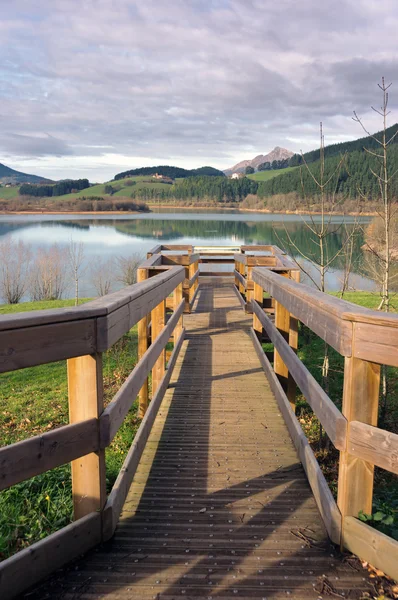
0;264;186;598
250;266;398;581
146;244;199;313
234;245;299;312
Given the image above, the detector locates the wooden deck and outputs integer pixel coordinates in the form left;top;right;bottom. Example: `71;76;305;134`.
24;281;373;599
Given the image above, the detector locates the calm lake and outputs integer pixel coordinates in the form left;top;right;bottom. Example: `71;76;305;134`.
0;210;377;299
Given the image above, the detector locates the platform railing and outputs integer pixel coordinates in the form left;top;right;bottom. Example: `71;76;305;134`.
234;245;300;312
251;266;398;581
0;265;186;599
146;244;199;312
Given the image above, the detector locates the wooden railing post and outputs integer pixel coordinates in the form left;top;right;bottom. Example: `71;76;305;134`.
246;265;253;313
188;261;196;306
174;281;183;341
274;297;297;412
194;260;199;294
67;353;106;521
137;267;149;417
253;281;263;340
151;299;166;394
239;262;245;297
338;357;380;542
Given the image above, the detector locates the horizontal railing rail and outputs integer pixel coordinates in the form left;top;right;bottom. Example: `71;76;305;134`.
250;265;398;581
0;261;186;599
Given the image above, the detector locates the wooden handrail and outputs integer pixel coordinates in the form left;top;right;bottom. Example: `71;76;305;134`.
252;301;347;450
0;418;99;491
0;266;185;372
251;265;398;581
0;259;189;596
252;267;398;363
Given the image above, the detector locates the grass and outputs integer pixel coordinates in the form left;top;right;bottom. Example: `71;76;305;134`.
247;166;298;182
0;298;142;559
0;186;19;199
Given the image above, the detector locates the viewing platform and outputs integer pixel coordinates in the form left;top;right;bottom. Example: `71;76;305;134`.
0;245;397;599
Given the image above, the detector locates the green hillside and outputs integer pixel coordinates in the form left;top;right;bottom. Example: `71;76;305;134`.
289;123;398;167
248;166;298;182
0;163;53;184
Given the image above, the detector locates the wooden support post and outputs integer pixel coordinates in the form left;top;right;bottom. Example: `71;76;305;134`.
239;262;245;297
67;354;106;521
189;261;196;305
194;261;199;294
274;299;290;387
287;270;300;409
174;281;183;341
137;267;149;418
246;266;253;313
151;299;166;395
253;281;263;341
338;356;380;543
234;260;238;288
183;264;190;313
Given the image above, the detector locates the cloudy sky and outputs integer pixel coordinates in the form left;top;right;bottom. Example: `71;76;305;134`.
1;0;398;182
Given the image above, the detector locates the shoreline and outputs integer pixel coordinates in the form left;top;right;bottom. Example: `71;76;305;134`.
0;206;377;217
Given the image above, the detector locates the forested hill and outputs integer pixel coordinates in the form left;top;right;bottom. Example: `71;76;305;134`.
114;165;225;180
259;124;398;199
289;123;398;166
0;162;53;184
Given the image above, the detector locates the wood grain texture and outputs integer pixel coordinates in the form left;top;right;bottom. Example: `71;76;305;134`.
250;328;342;544
25;280;373;600
343;516;398;582
348;421;398;475
337;357;380;525
252;303;347;450
100;299;185;446
0;419;98;491
137;267;149;418
68;354;106;521
103;328;186;540
0;513;101;600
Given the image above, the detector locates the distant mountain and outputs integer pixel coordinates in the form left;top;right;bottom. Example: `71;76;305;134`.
0;162;53;184
224;147;294;174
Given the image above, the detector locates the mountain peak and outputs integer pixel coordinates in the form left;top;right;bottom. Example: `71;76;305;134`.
224;146;294;174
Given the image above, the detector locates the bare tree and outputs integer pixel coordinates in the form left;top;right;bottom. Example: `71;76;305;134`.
0;239;32;304
115;253;142;286
90;257;114;296
353;77;398;422
275;124;361;449
29;245;67;301
67;240;85;306
353;78;398;311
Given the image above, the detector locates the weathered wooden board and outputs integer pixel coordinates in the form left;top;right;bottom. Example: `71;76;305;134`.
100;299;185;445
0;418;98;491
0;512;101;600
252;302;347;450
348;421;398;475
343;516;398;582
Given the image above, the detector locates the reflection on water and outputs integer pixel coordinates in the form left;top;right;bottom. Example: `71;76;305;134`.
0;211;377;298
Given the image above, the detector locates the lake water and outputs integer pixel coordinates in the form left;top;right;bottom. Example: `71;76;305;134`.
0;210;377;299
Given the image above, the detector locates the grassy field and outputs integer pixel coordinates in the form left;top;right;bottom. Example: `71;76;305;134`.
0;186;19;199
247;166;297;181
0;176;176;203
0;298;142;558
0;171;299;204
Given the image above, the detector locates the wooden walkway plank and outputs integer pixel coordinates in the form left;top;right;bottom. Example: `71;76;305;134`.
22;281;373;599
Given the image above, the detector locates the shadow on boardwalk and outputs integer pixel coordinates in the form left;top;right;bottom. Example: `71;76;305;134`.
23;282;373;600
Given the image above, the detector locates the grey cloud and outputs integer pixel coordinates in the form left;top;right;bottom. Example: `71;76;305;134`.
0;0;397;180
0;133;74;157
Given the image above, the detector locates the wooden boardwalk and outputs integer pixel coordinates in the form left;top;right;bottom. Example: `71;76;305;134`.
24;281;373;599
